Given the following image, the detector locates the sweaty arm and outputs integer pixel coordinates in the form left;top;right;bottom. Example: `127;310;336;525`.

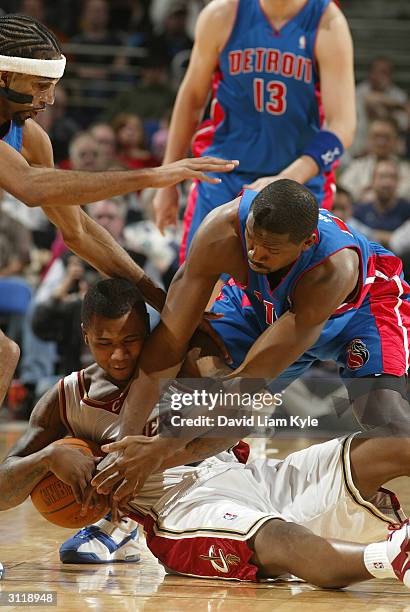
225;249;360;379
0;385;66;510
118;209;232;438
276;3;356;185
0;119;235;208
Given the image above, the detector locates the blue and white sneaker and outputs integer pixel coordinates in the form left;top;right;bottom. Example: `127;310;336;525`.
59;514;141;564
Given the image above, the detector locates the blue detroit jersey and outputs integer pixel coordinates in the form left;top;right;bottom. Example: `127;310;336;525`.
235;189;405;336
203;0;330;192
2;120;23;153
210;189;410;378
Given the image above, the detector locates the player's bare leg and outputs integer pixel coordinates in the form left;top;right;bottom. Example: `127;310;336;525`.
249;519;372;587
349;435;410;499
0;330;20;407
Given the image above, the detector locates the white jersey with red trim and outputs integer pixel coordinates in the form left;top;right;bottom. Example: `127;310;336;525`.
58;365;244;516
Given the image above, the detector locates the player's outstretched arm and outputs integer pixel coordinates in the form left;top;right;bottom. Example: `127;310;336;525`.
0;385;66;510
0;139;238;208
117;205;234;438
225;249;359;380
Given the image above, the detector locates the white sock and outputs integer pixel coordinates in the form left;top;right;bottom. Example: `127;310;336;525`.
364;542;396;579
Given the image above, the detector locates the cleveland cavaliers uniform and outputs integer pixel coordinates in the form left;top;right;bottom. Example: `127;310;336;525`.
58;366;242;516
58;365;405;581
181;0;335;261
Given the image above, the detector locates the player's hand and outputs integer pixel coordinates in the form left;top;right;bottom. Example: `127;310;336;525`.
91;436;163;503
80;486;109;517
46;445;102;505
243;175;282;191
151;157;239;189
153;185;179;235
199;313;232;364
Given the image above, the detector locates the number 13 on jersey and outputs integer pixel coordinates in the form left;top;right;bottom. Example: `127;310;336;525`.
253;79;287;115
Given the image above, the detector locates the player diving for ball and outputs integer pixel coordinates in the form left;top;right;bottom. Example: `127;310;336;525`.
0;13;237;409
93;178;410;509
0;278;409;588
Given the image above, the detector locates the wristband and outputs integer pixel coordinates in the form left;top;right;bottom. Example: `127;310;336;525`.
302;130;344;173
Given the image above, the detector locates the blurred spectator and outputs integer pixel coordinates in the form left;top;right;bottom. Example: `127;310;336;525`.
0;182;52;250
89;122;117;169
35;87;80;164
112;113;158;170
389;219;410;280
154;2;193;62
124;188;180;289
102;50;175;123
32;255;97;375
49;131;107;271
353;159;410;247
86;197;147;269
150;0;204;39
351;57;408;157
70;0;125;120
59;130;105;171
0;196;32;277
339;118;410;201
151;110;171;161
331;186;374;238
123;0;153;48
18;0;69;44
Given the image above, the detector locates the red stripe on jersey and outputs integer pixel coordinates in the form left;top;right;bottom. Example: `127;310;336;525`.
367;261;410;375
144;515;258;581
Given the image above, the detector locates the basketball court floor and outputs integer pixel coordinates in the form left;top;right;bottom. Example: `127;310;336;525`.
0;425;409;611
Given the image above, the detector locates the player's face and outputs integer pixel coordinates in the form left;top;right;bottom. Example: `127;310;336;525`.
0;72;59;126
83;309;147;383
245;214;315;273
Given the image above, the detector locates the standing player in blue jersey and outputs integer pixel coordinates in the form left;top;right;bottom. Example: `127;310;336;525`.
154;0;356;262
0;14;237;408
93;179;410;503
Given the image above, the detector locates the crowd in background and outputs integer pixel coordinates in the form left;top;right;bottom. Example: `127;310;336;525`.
1;0;410;419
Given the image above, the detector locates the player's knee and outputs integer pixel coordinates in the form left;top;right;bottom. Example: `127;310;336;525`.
251;519;300;573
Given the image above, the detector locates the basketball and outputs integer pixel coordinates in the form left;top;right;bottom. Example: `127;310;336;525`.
30;438;109;528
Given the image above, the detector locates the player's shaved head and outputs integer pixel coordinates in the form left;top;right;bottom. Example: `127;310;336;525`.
82;278;148;332
250;179;319;244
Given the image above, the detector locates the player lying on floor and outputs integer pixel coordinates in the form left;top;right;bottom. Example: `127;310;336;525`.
0;279;243;564
0;279;409;588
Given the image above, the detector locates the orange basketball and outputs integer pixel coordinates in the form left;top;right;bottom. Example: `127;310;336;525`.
30;438;109;528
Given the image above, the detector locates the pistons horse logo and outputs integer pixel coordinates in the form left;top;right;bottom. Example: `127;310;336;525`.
346;339;370;370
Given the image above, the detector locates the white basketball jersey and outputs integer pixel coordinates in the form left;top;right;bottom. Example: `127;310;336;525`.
58;368;244;516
